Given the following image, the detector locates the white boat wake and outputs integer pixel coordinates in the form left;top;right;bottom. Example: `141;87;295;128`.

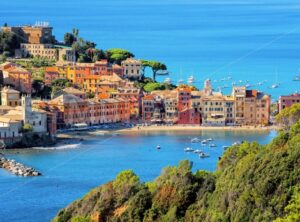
33;143;82;150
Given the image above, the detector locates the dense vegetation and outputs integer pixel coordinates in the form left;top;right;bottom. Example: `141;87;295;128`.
53;105;300;222
0;30;21;56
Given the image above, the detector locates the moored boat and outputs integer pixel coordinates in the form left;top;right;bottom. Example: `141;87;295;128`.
191;138;201;143
184;147;194;152
199;152;210;158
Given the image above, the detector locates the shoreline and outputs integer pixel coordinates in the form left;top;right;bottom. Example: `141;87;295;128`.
57;125;279;139
116;125;279;133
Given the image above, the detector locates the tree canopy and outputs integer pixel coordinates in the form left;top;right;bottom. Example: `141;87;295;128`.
141;60;167;81
64;33;76;46
0;30;21;56
276;103;300;130
106;48;134;64
53;117;300;222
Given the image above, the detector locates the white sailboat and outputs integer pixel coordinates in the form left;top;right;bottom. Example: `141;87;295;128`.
188;75;195;84
271;70;280;88
293;70;300;81
164;77;172;84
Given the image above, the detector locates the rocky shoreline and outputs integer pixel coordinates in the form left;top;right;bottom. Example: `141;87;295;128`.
0;156;41;177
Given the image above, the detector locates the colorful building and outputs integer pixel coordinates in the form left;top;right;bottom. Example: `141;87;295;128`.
278;93;300;113
121;58;143;79
1;86;21;107
2;23;54;44
1;64;32;94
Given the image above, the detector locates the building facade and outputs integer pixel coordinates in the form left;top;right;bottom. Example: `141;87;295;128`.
1;87;21;107
1;65;32;94
121;58;143;79
2;24;54;44
278;93;300;113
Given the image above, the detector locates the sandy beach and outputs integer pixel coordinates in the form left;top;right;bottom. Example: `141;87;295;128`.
117;125;279;133
56;125;280;139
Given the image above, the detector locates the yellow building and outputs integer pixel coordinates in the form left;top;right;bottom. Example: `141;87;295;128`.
1;87;21;107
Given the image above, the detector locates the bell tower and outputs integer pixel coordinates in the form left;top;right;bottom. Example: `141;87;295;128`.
21;95;32;123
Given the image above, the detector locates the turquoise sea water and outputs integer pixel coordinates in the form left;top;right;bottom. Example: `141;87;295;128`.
1;0;300;99
0;1;297;221
0;130;276;222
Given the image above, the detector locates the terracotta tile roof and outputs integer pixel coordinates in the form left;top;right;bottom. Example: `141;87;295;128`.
4;66;30;74
0;116;20;123
50;93;84;104
1;87;20;94
45;66;58;72
62;87;85;94
143;94;154;100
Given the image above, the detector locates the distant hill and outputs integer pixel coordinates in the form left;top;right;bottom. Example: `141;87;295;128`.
53;121;300;222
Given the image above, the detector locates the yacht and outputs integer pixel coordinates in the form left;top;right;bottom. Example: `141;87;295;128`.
178;79;184;84
164;77;172;84
222;146;230;150
293;72;300;81
188;75;195;84
209;143;217;147
232;141;241;146
184;147;194;152
201;140;207;145
271;84;279;89
271;69;280;88
191;138;201;143
206;138;213;142
194;149;203;154
199;152;210;158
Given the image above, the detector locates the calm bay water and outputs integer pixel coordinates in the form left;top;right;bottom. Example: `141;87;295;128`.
0;130;276;222
0;1;296;221
1;0;300;99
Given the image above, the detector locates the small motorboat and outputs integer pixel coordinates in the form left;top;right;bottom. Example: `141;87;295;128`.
199;152;210;158
191;138;201;143
156;145;161;149
201;140;207;145
271;83;279;89
184;147;194;152
209;143;217;147
222;146;230;150
188;75;195;84
193;149;203;154
206;138;213;142
164;77;172;84
232;141;241;146
178;79;184;84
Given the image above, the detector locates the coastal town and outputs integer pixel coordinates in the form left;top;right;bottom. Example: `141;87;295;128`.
0;23;299;149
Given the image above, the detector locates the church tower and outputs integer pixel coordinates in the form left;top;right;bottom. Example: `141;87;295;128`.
21;95;32;123
204;79;213;96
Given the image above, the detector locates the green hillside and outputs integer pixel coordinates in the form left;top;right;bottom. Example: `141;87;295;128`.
53;107;300;222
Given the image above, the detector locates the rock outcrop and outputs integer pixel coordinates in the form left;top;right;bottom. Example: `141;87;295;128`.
0;156;41;177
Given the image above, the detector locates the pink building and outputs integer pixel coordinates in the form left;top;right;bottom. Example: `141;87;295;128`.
278;93;300;113
178;108;201;125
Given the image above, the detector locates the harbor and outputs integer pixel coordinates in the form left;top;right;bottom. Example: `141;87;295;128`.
0;130;276;222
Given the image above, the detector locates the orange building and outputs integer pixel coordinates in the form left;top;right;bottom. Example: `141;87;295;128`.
2;24;54;44
47;94;89;129
2;66;32;94
35;93;130;129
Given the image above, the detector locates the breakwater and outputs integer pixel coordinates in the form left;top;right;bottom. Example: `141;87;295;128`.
0;156;41;176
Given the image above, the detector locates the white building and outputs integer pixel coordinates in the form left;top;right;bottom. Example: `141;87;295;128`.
21;96;47;133
0;117;22;142
1;86;21;107
121;58;143;79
